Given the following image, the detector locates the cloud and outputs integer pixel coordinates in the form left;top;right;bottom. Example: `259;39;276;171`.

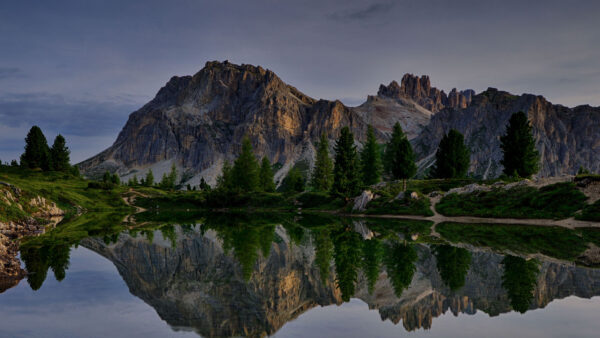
0;67;24;80
328;2;395;21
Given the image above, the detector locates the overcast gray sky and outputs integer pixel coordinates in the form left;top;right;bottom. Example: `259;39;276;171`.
1;0;599;162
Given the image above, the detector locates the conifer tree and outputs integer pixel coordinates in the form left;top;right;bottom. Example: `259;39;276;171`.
431;129;470;179
144;169;154;187
102;171;111;183
216;161;234;192
111;173;120;185
49;134;70;171
384;123;416;190
259;157;276;192
231;136;259;193
310;133;334;192
199;177;211;191
20;126;50;170
360;125;382;186
332;127;360;199
283;167;305;193
500;111;540;178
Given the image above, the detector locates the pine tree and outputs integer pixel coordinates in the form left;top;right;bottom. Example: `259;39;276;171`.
20;126;50;170
199;177;211;191
49;134;70;171
431;129;470;179
500;111;540;178
259;157;276;192
216;161;234;192
310;133;334;192
332;127;360;199
360;125;382;186
384;123;416;190
144;169;154;187
231;136;260;193
111;173;120;185
283;167;305;193
102;171;111;183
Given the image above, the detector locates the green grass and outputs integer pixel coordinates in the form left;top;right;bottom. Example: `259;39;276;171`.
577;200;600;221
437;222;589;261
436;182;587;219
0;166;130;215
363;190;433;216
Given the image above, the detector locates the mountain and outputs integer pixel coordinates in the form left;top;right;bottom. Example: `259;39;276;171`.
413;88;600;178
79;61;599;184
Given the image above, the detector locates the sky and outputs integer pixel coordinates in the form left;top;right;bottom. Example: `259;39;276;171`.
1;0;599;163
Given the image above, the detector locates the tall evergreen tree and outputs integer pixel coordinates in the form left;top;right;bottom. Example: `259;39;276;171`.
216;161;234;192
332;127;360;199
431;129;470;179
282;167;305;193
231;136;260;193
360;125;382;186
384;123;416;190
49;134;70;171
259;157;276;192
20;126;50;170
500;111;540;178
144;169;154;187
310;133;334;192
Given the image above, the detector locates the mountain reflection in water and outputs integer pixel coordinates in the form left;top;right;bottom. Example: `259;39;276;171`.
7;212;600;337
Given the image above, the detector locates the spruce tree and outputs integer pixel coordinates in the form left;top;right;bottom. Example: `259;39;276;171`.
384;123;416;190
310;133;334;192
259;157;276;192
102;171;111;183
216;161;234;192
432;129;470;179
49;134;71;171
332;127;360;199
231;136;260;193
500;111;540;178
199;177;211;191
283;167;305;193
20;126;50;170
144;169;154;187
360;125;382;186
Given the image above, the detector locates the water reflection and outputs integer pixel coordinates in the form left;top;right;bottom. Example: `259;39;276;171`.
6;212;600;337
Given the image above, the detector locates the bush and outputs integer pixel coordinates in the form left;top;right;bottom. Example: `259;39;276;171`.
364;190;433;216
86;181;115;190
577;200;600;221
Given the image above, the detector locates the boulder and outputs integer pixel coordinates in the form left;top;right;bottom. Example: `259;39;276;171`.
353;190;375;212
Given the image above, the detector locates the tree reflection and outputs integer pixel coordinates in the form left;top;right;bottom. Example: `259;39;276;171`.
501;255;540;313
21;242;71;290
384;241;417;297
433;245;471;291
361;238;383;294
312;229;334;283
332;226;362;301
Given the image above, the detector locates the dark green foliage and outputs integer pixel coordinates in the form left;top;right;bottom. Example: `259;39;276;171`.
432;129;470;179
259;157;276;192
20;126;50;170
313;228;334;283
360;125;382;186
111;174;120;185
332;127;360;199
87;181;115;190
216;161;233;191
578;199;600;221
159;163;178;190
199;177;211;191
364;190;433;216
384;123;416;183
433;245;471;291
231;136;260;193
10;160;18;167
144;169;154;187
295;191;344;210
437;222;589;261
500;111;540;178
21;241;71;290
102;171;111;183
384;241;417;297
282;167;305;193
436;182;587;219
311;133;334;192
501;256;539;313
577;167;591;175
128;175;139;187
49;134;70;171
361;238;383;294
332;226;362;301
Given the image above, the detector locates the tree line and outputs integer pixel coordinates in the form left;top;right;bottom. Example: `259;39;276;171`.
3;125;78;175
212;110;539;199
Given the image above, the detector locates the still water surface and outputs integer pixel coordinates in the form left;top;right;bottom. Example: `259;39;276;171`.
1;213;600;337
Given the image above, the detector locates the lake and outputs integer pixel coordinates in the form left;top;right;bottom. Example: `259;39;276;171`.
1;212;600;337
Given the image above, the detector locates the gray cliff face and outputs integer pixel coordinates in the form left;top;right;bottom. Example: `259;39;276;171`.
81;226;600;336
413;88;600;178
78;61;378;184
79;61;599;183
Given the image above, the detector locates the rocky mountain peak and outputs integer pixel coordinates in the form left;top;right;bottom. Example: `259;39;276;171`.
377;74;474;112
